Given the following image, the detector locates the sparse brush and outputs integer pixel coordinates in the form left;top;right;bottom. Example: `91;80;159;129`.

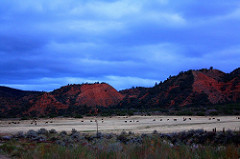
1;130;240;159
49;129;57;134
60;131;67;136
15;131;24;138
37;128;48;135
26;130;38;139
71;128;77;135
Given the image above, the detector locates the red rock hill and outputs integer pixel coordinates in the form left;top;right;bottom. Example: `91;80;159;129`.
0;83;124;116
119;68;240;108
0;68;239;117
75;83;124;107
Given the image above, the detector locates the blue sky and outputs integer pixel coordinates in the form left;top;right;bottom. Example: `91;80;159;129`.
0;0;240;91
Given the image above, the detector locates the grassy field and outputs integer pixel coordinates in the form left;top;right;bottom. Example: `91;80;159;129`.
1;115;240;134
0;128;240;159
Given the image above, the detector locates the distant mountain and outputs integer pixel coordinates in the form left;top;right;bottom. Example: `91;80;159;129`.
0;67;239;117
0;86;40;97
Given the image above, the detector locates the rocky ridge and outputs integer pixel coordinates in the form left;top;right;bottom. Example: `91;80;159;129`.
0;68;239;117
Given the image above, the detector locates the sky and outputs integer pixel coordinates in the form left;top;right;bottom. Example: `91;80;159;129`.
0;0;240;91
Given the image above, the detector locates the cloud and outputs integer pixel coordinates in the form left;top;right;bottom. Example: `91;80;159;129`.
3;76;158;91
105;76;158;90
0;0;239;91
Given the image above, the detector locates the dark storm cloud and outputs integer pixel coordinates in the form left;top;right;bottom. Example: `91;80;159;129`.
0;0;239;91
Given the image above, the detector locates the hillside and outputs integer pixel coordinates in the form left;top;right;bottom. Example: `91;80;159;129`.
52;83;124;107
118;68;240;109
0;67;239;117
0;83;124;117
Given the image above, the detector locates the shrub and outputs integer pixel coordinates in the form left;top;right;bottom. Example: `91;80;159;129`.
37;128;48;135
56;140;66;146
36;135;47;142
49;129;57;134
74;115;83;118
60;131;67;136
127;111;134;116
15;131;24;138
117;131;129;144
20;116;29;120
71;128;77;135
26;130;38;138
196;112;205;116
176;110;193;116
71;132;82;141
209;111;219;116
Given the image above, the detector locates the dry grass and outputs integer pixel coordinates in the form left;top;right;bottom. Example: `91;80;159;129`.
1;134;239;159
1;115;240;135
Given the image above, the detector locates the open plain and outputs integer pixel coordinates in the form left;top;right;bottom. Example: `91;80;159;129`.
0;116;240;135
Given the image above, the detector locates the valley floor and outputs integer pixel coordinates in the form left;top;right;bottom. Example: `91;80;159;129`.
0;115;240;134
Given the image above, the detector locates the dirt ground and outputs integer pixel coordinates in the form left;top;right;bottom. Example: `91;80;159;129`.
0;116;240;135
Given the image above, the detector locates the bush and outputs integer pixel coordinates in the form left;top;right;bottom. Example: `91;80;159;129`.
21;117;29;120
49;129;57;134
26;130;38;138
60;131;67;136
196;112;205;116
37;128;48;135
117;131;129;144
74;115;83;118
209;111;219;116
71;128;77;135
48;114;57;118
127;111;134;116
86;114;92;116
176;110;193;116
15;131;24;138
